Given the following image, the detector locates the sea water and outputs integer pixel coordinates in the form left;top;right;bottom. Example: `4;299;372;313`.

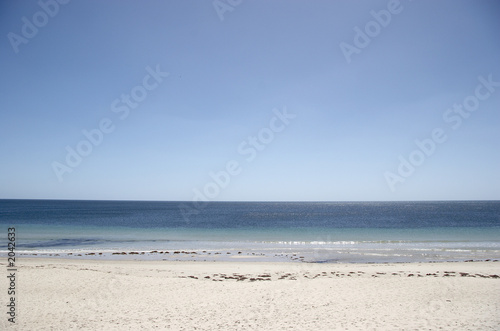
1;200;499;263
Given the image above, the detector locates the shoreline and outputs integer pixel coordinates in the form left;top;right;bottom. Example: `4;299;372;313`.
4;249;499;264
10;257;500;275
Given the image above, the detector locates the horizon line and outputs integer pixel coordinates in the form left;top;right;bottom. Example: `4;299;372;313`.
1;198;499;203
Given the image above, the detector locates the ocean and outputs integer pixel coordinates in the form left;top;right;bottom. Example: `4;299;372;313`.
1;199;499;263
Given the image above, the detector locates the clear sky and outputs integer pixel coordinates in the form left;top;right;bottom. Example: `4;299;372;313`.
0;0;499;201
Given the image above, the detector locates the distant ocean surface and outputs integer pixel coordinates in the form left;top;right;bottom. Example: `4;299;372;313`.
1;200;499;263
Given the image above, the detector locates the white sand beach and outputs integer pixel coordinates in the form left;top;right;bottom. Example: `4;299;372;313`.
3;259;500;330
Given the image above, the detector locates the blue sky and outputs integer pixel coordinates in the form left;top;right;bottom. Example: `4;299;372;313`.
0;0;499;201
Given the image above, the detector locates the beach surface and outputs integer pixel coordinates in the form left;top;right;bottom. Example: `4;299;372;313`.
2;259;500;330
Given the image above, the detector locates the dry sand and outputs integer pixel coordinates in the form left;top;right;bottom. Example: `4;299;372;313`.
2;258;499;330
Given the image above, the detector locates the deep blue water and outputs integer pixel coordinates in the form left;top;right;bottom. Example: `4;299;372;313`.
1;200;499;263
2;199;499;228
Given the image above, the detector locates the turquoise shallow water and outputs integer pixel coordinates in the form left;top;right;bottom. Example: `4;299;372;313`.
1;200;499;263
